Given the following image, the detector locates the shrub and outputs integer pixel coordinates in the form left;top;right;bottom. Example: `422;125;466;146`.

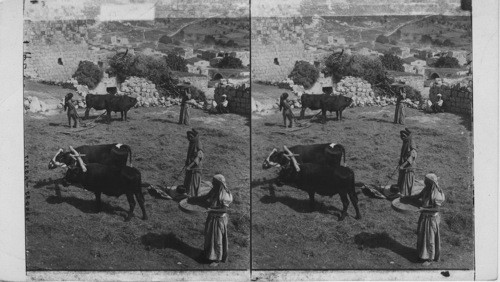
186;85;206;102
158;35;173;44
165;54;188;72
434;56;460;68
288;60;319;89
107;52;178;95
72;61;103;90
323;52;387;85
380;53;404;72
216;56;243;69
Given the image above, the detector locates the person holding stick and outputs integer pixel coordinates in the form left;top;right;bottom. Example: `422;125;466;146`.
402;173;445;266
183;129;204;197
64;92;78;128
279;92;293;128
397;128;417;196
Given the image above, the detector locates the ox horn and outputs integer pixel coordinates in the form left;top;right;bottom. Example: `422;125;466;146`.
283;145;300;172
265;148;280;167
50;148;65;167
69;146;87;173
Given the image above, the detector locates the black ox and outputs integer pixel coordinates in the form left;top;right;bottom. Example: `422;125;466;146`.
64;150;147;221
49;143;132;169
299;94;353;122
84;94;137;121
263;143;346;169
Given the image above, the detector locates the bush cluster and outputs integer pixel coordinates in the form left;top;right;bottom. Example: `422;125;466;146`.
288;61;319;89
165;54;188;72
380;53;405;72
323;52;386;85
107;52;178;95
216;56;244;69
72;61;103;90
433;56;460;68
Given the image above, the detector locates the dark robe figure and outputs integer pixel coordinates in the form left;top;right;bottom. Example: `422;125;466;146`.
64;92;78;128
179;89;191;125
184;129;204;197
279;92;293;128
202;174;233;267
394;88;406;125
432;94;444;113
397;128;417;196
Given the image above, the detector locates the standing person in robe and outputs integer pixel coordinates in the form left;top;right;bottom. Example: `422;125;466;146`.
179;88;192;125
64;92;78;128
403;173;445;266
184;129;204;197
202;174;233;267
279;92;293;128
397;128;417;196
394;86;407;125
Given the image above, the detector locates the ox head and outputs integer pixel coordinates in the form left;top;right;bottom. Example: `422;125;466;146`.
64;146;87;183
123;96;138;109
342;96;354;108
48;149;69;169
262;148;291;169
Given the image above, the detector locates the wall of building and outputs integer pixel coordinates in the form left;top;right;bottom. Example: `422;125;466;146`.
213;83;250;116
251;17;306;82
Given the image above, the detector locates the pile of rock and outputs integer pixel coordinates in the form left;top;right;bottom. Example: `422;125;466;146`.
120;77;160;107
23;96;60;114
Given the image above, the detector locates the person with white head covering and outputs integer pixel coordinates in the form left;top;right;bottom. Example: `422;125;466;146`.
216;94;229;114
202;174;233;266
403;173;445;266
432;93;444;113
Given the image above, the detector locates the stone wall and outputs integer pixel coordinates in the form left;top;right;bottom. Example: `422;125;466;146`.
24;20;111;82
251;17;306;82
213;83;251;116
429;83;472;115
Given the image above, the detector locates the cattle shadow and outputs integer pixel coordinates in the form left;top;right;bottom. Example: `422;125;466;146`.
46;195;129;219
48;122;63;127
364;117;394;124
141;232;204;263
34;177;61;189
260;194;342;216
264;122;278;127
149;118;179;124
354;232;419;263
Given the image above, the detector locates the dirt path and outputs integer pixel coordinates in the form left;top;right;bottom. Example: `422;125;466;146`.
252;100;473;270
25;102;250;270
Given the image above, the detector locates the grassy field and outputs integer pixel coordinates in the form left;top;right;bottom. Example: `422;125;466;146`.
251;86;474;270
24;83;250;270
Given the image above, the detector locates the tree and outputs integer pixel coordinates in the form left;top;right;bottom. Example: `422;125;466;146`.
323;52;387;85
380;53;404;72
434;56;460;68
72;61;103;90
420;34;433;44
158;35;173;44
165;53;188;72
288;61;319;89
216;56;243;69
203;35;216;45
375;34;389;44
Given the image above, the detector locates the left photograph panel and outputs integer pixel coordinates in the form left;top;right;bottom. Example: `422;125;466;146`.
23;0;250;271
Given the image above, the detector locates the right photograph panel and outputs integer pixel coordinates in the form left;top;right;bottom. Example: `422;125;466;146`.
251;0;473;270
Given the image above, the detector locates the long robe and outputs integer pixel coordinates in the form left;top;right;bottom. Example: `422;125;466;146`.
397;149;417;196
184;135;203;197
416;185;445;261
203;176;232;262
179;94;191;125
394;92;406;124
279;98;293;127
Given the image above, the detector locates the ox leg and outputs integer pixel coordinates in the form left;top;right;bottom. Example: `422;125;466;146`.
336;111;340;121
349;191;361;220
84;108;90;120
106;110;112;123
124;111;128;121
321;110;327;124
135;192;147;220
308;191;316;210
299;108;306;119
94;192;102;212
339;193;349;221
125;193;136;221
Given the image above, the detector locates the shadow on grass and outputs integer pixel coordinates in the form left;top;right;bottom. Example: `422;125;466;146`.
364;117;394;124
46;195;128;219
354;232;419;263
141;232;205;263
34;177;62;189
260;194;342;216
149;118;179;124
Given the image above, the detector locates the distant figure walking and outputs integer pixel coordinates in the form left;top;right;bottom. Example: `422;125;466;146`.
279;92;293;128
179;88;192;125
394;87;406;125
397;128;417;196
64;92;78;128
403;173;445;266
184;129;204;197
